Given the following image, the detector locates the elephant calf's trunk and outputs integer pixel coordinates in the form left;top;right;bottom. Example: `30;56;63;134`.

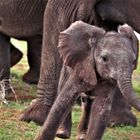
118;79;140;111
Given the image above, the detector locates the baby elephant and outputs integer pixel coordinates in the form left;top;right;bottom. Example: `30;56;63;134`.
34;21;140;140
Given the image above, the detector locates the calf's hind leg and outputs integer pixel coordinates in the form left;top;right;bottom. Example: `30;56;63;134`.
56;112;72;139
77;94;93;140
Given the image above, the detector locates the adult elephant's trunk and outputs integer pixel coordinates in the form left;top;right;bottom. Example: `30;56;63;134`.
118;75;140;111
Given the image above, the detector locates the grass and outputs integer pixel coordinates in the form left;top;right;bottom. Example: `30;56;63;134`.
0;39;140;140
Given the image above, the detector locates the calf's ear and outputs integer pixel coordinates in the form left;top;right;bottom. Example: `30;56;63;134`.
118;24;139;70
58;21;105;88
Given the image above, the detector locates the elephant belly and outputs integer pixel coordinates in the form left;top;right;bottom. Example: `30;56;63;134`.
0;19;43;38
0;0;46;38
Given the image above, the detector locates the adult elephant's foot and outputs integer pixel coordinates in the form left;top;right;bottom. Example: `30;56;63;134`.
76;131;86;140
108;111;137;127
22;69;39;84
19;99;49;125
108;87;137;127
56;112;72;139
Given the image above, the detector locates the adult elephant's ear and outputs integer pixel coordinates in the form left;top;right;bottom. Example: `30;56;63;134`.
58;21;105;88
118;24;139;70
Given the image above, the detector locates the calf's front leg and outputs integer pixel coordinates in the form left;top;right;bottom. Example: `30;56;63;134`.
86;82;115;140
34;74;80;140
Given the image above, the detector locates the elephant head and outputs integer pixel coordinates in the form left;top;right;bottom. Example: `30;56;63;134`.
58;21;140;111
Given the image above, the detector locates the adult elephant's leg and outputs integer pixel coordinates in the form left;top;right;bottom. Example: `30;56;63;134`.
10;43;23;67
20;0;97;127
77;95;93;140
0;34;10;90
23;36;42;84
86;82;115;140
20;3;63;125
108;87;137;127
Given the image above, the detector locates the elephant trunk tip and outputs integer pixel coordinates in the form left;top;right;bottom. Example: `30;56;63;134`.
125;91;140;112
118;80;140;112
130;97;140;112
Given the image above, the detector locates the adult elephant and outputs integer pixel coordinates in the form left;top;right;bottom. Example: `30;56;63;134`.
20;0;140;138
95;0;140;32
0;0;48;84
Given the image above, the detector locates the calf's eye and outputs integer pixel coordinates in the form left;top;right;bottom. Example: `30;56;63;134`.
101;55;108;63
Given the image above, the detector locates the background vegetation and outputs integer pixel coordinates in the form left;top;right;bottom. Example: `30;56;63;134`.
0;39;140;140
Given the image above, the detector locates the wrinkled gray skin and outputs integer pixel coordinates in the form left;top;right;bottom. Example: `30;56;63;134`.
20;0;97;129
95;0;140;32
0;0;48;84
34;21;140;140
77;88;137;140
20;0;140;139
